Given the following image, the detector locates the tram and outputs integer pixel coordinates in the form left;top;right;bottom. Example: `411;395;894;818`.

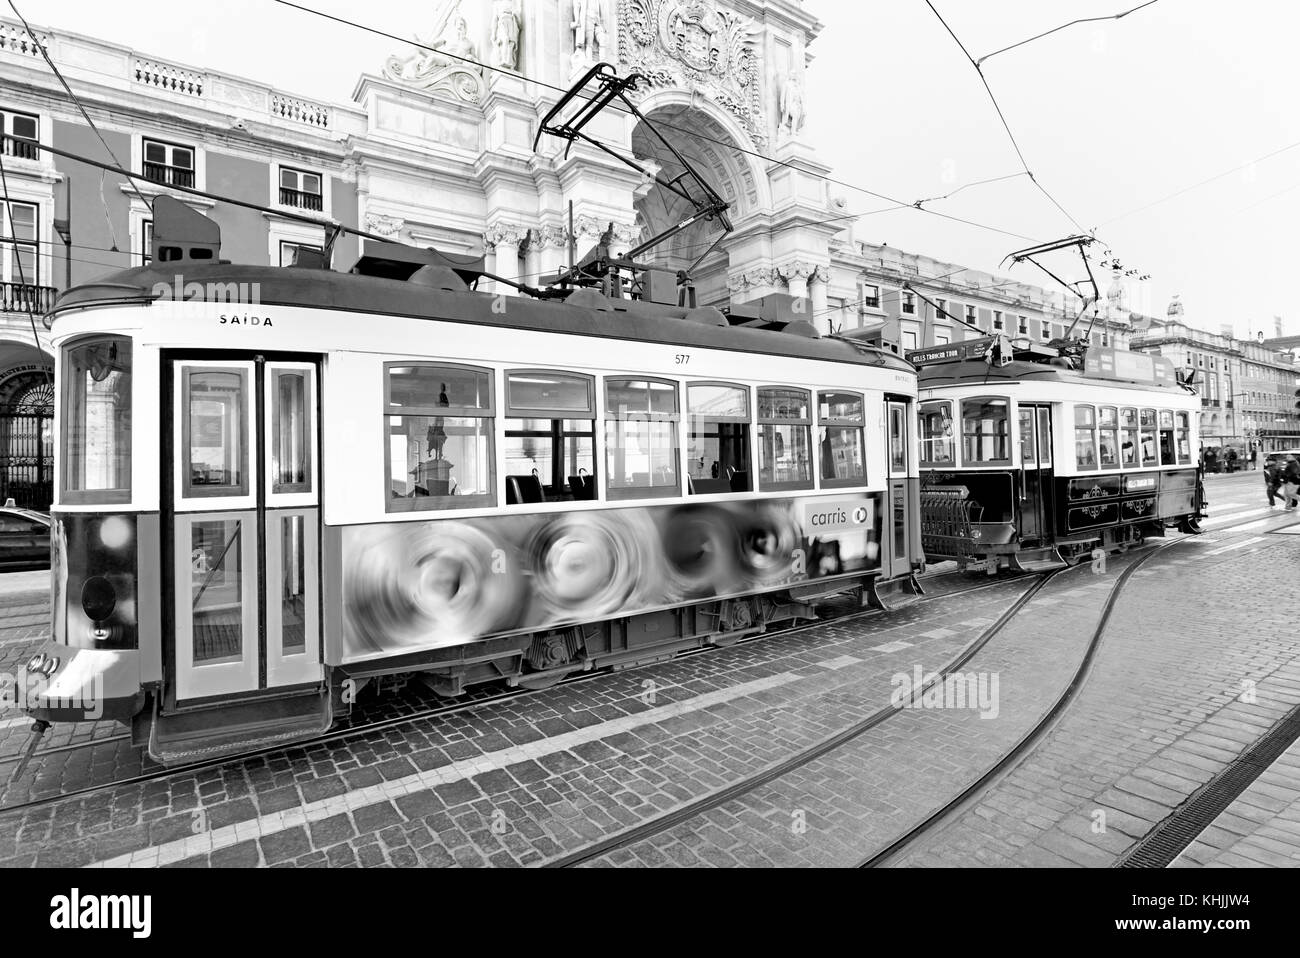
20;198;923;763
913;334;1206;572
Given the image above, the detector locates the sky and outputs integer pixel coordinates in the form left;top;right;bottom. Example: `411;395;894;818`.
21;0;1300;339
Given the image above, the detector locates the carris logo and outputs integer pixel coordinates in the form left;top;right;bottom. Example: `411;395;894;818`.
49;888;151;938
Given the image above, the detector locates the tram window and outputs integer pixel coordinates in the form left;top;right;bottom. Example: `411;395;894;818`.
818;391;866;486
1037;407;1052;466
271;369;311;494
62;336;132;503
385;363;494;511
605;379;679;500
757;387;812;491
1098;406;1120;470
1158;409;1176;466
183;368;248;498
1176;412;1192;464
1139;408;1158;466
688;383;751;493
504;371;595;504
962;398;1011;465
1018;406;1036;466
1120;407;1139;468
1074;405;1098;470
919;401;954;466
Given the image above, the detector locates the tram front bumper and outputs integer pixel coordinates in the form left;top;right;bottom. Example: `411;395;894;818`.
12;641;144;724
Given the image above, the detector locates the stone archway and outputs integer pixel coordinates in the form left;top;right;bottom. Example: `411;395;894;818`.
0;343;55;510
630;97;769;306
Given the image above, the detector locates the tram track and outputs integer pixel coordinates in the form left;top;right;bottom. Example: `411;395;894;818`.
546;569;1062;867
856;536;1183;867
0;569;1039;816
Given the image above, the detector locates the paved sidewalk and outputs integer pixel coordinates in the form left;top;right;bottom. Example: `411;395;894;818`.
1172;736;1300;867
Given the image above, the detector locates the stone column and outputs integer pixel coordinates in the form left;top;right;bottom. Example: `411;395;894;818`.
485;222;525;292
809;265;830;332
780;261;813;300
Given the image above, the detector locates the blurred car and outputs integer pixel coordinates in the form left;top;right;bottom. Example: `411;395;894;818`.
1265;449;1300;467
0;504;51;570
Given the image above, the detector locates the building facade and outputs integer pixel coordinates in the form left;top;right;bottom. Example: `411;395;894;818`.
0;2;1205;509
1130;301;1300;453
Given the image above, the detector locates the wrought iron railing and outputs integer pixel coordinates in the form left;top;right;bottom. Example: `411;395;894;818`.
279;187;323;211
142;161;195;188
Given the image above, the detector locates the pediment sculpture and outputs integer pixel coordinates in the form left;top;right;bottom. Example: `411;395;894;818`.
620;0;765;148
383;0;485;103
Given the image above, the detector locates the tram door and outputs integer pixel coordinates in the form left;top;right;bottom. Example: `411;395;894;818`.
166;354;322;702
1017;404;1053;544
886;399;913;574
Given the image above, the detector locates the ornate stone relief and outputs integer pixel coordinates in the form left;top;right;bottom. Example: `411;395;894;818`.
619;0;765;148
365;213;405;238
484;221;527;248
778;71;805;137
728;267;778;292
571;0;612;71
383;0;485;104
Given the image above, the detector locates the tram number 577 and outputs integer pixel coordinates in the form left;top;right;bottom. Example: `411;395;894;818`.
674;353;690;365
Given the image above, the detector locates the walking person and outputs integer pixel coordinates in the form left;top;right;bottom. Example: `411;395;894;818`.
1264;457;1282;507
1250;444;1259;472
1283;454;1300;512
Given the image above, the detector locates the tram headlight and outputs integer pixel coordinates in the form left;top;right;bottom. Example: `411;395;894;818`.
81;575;118;622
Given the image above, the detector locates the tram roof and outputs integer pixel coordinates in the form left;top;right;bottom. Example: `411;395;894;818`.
50;262;914;375
912;336;1192;396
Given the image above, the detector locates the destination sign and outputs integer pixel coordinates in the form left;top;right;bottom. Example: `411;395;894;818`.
1084;347;1176;386
907;337;996;366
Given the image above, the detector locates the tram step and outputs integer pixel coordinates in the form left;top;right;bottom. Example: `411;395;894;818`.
147;689;331;766
1007;546;1068;573
867;573;925;611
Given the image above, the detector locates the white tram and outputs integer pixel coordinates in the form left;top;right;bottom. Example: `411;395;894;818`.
23;201;923;762
913;336;1206;571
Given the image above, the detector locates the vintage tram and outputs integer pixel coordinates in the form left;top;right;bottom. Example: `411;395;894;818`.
20;200;923;763
913;335;1205;572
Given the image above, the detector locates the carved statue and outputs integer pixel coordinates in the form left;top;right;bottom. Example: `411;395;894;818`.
571;0;608;67
779;72;805;135
491;1;521;70
382;0;485;102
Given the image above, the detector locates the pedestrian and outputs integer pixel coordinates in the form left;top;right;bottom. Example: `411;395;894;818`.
1225;448;1238;473
1283;454;1300;512
1264;457;1282;507
1250;444;1258;471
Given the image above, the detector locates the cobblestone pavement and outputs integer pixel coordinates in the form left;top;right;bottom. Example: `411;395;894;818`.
0;577;1032;867
1;473;1296;868
890;505;1300;867
1172;738;1300;867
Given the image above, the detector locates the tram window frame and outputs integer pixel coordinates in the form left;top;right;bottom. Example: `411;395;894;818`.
61;335;133;505
1018;405;1037;467
181;366;250;500
1175;411;1192;464
756;386;813;492
818;390;868;488
919;400;955;467
961;396;1012;466
503;370;596;505
384;362;496;513
1074;405;1099;471
1098;406;1120;470
1157;409;1177;466
1139;407;1158;467
604;378;681;501
687;382;752;494
1119;407;1139;468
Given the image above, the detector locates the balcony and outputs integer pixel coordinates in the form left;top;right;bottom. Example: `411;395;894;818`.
0;282;56;315
142;162;195;189
1;136;38;161
279;187;323;212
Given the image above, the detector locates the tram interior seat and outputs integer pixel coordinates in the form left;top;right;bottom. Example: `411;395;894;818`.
728;469;751;493
568;472;597;500
506;475;545;505
690;477;731;494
